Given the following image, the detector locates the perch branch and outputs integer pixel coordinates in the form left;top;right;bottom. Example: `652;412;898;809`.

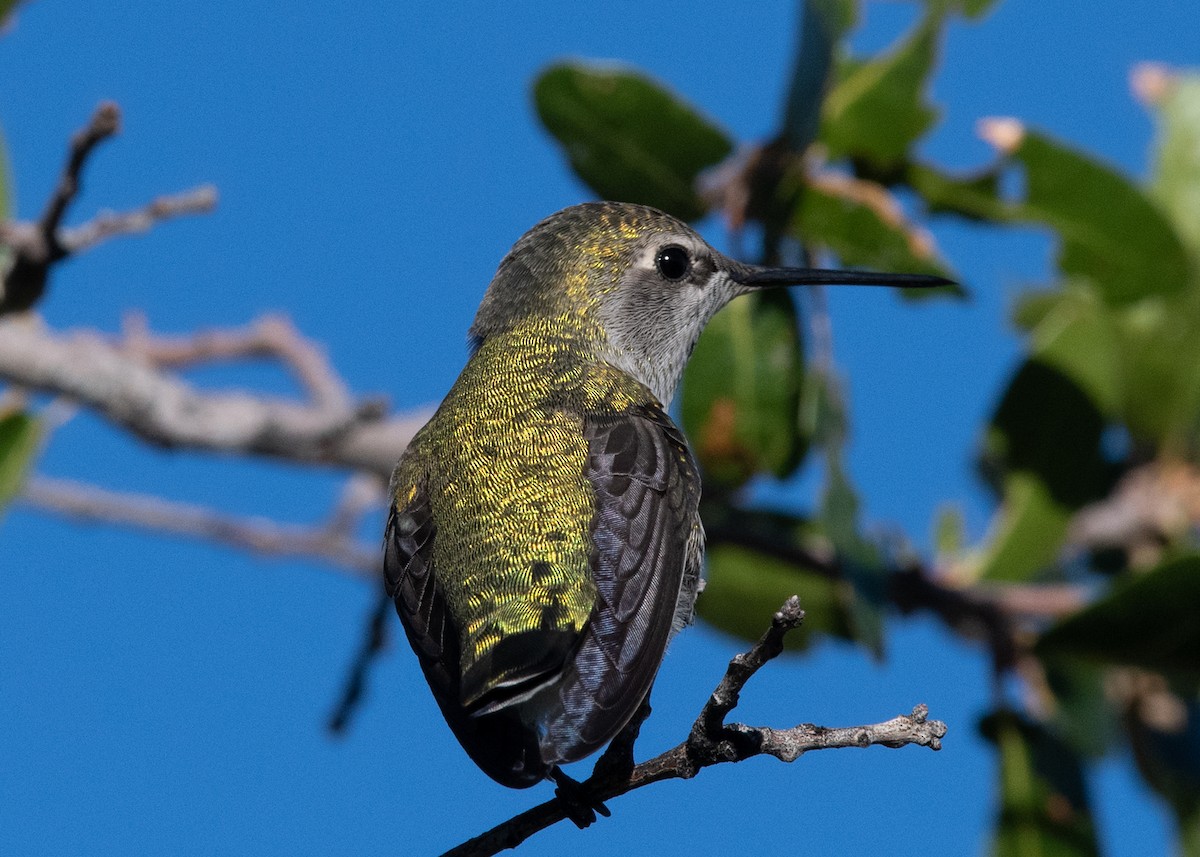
443;597;946;857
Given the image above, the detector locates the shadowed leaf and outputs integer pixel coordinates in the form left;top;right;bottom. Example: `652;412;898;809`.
779;0;846;152
1037;555;1200;676
956;0;999;18
977;360;1114;582
906;161;1008;221
982;710;1101;857
1125;694;1200;854
1039;656;1121;759
533;63;732;222
680;290;805;489
821;451;886;656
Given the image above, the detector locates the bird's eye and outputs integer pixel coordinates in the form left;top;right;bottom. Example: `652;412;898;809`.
655;245;691;281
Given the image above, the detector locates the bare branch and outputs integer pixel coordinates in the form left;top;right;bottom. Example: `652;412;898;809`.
0;318;427;477
0;102;215;315
972;582;1088;621
443;597;946;857
41;102;122;243
20;475;381;579
327;592;392;733
120;312;360;412
58;185;218;256
806;169;941;262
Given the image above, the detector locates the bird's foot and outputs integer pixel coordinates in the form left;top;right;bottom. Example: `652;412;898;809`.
590;697;651;783
550;768;611;829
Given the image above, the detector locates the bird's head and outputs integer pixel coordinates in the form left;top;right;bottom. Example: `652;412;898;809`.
470;202;949;404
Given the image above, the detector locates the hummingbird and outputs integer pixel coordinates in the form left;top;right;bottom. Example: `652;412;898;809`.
384;201;947;800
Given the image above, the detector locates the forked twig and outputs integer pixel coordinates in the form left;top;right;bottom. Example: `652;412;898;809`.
443;597;946;857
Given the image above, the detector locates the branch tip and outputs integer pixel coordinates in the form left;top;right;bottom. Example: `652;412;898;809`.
775;594;805;628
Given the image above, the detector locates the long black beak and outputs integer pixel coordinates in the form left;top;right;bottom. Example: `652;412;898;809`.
730;262;955;290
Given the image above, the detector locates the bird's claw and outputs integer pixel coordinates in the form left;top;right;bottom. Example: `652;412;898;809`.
551;768;610;829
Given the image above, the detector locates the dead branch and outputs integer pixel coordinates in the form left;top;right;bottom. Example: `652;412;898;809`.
443;597;946;857
0;102;214;315
20;475;382;579
0;317;427;477
58;185;217;255
327;592;392;733
120;311;361;413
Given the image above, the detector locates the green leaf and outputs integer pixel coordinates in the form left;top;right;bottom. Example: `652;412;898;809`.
1179;806;1200;857
792;177;960;297
933;503;966;557
1024;284;1123;416
1119;301;1200;449
820;11;943;174
1114;296;1200;448
996;128;1193;306
976;359;1114;582
680;290;805;489
0;0;18;27
1015;283;1200;450
820;452;886;655
0;411;40;511
698;541;853;651
982;710;1101;857
1037;555;1200;676
949;0;1000;19
0;122;10;221
975;471;1072;584
1149;73;1200;257
533;63;733;222
1039;657;1122;759
906;161;1009;222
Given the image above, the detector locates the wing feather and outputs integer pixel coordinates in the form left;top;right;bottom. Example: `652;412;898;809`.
384;478;548;789
541;402;701;762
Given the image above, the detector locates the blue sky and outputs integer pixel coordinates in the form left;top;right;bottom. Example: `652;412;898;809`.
2;2;1197;855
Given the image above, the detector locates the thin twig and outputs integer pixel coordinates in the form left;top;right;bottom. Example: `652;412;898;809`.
120;312;366;413
327;591;392;733
0;102;215;315
58;185;218;255
442;597;946;857
20;475;382;579
806;169;940;262
41;102;122;248
704;519;1021;671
